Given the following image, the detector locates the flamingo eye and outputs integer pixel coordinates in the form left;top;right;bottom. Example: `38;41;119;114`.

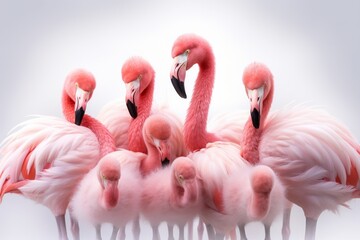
247;89;253;101
256;86;265;100
177;174;184;185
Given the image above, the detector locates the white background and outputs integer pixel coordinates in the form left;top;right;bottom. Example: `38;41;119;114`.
0;0;359;239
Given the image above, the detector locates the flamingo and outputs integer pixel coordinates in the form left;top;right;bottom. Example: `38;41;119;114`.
169;33;249;239
0;69;116;240
141;156;200;240
241;62;360;240
70;150;143;240
98;56;187;161
98;56;188;239
70;113;174;240
170;33;247;152
221;164;285;240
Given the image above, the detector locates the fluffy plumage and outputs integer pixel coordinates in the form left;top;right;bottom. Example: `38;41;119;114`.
0;117;100;213
0;69;116;240
141;157;200;240
70;150;143;239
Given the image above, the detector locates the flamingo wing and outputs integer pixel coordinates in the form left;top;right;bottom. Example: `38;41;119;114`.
260;105;360;215
0;116;100;207
189;142;248;212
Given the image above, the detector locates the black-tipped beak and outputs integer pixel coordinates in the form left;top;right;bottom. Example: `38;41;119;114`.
171;76;187;99
251;108;260;129
126;100;138;119
161;158;170;168
75;107;85;126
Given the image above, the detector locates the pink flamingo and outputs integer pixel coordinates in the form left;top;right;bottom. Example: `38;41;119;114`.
221;164;285;240
70;113;174;240
0;70;116;240
241;62;360;240
70;150;143;240
98;57;187;239
170;33;248;239
141;156;200;240
98;56;187;161
170;33;246;152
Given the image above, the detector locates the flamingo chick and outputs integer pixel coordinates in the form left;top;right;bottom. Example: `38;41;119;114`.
141;157;200;240
70;150;143;240
70;113;174;240
221;165;285;240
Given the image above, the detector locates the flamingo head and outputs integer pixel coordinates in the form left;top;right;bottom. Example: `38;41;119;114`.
143;114;172;167
171;157;199;207
170;34;212;99
122;57;155;119
65;69;96;125
242;63;273;129
98;154;121;209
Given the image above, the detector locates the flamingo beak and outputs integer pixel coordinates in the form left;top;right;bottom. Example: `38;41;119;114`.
251;107;260;129
154;138;171;167
247;87;264;129
74;87;91;125
126;100;137;119
125;78;140;119
162;158;170;167
103;179;119;209
178;178;198;206
182;178;198;204
170;51;189;99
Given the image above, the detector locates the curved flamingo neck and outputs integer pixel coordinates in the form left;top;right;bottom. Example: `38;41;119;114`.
62;91;116;158
184;52;218;151
241;84;274;164
128;81;154;153
140;139;161;176
62;91;76;123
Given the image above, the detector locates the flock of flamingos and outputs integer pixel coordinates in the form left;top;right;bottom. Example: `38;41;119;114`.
0;33;359;240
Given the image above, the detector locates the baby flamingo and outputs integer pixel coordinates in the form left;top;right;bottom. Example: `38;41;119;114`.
70;150;143;240
222;165;285;240
70;113;174;240
141;157;200;240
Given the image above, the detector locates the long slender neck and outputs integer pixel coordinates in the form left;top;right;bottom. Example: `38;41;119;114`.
241;85;274;164
62;90;76;123
140;137;161;176
128;81;154;153
62;91;116;158
184;53;218;151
